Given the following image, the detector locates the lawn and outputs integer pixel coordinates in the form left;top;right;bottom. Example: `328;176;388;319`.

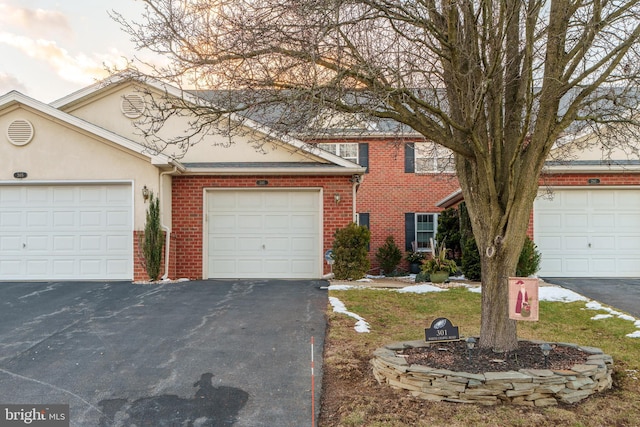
318;285;640;427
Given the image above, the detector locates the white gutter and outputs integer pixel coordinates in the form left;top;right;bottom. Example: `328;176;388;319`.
352;174;364;222
159;166;179;280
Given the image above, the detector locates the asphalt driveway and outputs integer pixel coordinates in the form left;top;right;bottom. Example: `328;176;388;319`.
0;280;327;427
542;277;640;318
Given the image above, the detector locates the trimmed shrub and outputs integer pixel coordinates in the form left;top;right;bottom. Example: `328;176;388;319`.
375;236;403;275
332;222;371;280
516;236;542;277
461;237;482;281
141;192;164;281
436;208;462;261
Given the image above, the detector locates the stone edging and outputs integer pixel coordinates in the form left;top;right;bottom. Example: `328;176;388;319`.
371;340;613;406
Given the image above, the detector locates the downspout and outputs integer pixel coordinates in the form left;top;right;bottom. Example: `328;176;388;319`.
352;174;364;223
160;166;178;280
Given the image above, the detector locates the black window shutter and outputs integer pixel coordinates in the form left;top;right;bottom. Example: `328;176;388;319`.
358;213;371;251
404;143;415;173
405;213;415;251
358;143;369;172
358;212;370;229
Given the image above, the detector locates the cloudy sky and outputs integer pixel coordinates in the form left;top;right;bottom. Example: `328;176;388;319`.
0;0;147;102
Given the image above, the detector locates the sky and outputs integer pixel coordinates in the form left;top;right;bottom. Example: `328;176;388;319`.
0;0;148;103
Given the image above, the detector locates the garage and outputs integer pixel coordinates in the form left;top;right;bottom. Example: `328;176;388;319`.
206;189;321;278
0;183;133;281
534;188;640;277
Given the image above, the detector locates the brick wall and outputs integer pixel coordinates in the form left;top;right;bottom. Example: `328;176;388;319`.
170;175;355;279
351;138;460;273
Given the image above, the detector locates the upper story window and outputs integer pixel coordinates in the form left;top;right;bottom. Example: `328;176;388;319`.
414;142;455;173
318;143;359;164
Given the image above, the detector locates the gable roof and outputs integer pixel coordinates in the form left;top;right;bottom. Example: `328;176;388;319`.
51;74;366;174
0;90;183;170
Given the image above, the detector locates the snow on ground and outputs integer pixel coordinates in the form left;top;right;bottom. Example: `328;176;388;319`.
396;284;448;293
328;281;639;337
329;296;371;333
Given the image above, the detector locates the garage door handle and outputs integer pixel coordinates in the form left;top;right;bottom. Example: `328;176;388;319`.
23;243;26;248
588;243;592;248
262;244;266;249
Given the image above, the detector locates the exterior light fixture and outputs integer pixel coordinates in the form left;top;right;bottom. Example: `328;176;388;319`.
142;185;150;202
540;343;552;368
334;193;341;204
466;337;476;361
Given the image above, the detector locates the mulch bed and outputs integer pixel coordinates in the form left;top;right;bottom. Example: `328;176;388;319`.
402;340;589;374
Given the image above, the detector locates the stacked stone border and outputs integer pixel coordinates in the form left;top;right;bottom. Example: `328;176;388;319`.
371;340;613;406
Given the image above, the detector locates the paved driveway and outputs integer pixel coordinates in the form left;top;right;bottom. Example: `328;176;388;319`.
542;277;640;318
0;280;327;427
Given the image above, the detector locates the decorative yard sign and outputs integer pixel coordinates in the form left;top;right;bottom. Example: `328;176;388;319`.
508;277;540;321
425;317;460;342
324;249;334;265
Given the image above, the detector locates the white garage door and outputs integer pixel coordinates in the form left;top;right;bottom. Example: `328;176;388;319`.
534;189;640;277
0;184;133;280
206;189;321;278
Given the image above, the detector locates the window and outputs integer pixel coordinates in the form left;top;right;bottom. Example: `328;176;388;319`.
415;213;438;251
414;142;455;173
318;143;359;164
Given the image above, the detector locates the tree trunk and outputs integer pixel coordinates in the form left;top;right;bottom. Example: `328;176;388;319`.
479;249;519;352
456;152;540;352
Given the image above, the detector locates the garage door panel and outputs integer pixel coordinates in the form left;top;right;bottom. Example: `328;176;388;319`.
0;236;21;251
265;215;290;230
536;213;562;230
53;260;74;275
207;190;321;279
237;214;262;229
0;260;20;275
0;184;133;280
264;237;289;251
210;236;235;252
107;210;130;227
618;236;640;250
264;193;289;208
1;212;22;227
564;213;588;229
535;189;640;277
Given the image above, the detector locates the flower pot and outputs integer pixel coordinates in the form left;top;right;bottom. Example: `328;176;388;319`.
409;262;422;274
429;271;449;284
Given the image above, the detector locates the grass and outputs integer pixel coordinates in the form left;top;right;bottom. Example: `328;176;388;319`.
319;287;640;427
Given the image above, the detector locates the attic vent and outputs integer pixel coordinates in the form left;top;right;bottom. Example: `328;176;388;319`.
121;94;146;118
7;119;34;146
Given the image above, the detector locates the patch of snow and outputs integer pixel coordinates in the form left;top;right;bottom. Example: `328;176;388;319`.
365;275;385;279
635;320;640;328
467;286;481;294
539;286;589;302
618;314;636;322
591;314;613;320
329;296;370;333
327;284;359;291
395;284;448;294
626;331;640;338
586;301;604;310
357;278;373;282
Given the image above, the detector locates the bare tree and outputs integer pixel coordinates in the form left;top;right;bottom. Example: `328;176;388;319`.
112;0;640;351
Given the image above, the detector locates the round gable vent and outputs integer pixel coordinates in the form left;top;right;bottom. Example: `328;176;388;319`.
7;119;34;146
121;93;146;118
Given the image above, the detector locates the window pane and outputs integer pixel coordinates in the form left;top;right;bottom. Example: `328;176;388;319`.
339;143;358;158
318;143;337;154
416;214;437;250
